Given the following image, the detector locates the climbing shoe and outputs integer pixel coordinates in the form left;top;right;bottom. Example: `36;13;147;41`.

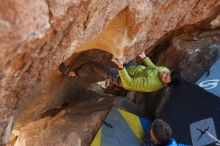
59;63;70;76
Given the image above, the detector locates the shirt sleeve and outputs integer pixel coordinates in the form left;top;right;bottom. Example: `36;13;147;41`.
118;68;133;88
143;57;156;68
118;67;162;92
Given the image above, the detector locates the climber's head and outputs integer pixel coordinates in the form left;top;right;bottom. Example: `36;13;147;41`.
150;119;172;146
160;71;181;86
159;72;171;84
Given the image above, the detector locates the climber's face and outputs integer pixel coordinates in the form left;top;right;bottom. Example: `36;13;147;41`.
159;72;171;84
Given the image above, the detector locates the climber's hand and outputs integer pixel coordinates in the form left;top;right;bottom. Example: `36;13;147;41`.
111;58;123;69
138;51;146;59
68;71;77;77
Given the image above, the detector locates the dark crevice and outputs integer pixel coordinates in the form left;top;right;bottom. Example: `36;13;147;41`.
148;41;171;63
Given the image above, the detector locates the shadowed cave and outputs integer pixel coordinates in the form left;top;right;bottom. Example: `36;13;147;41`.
1;2;220;146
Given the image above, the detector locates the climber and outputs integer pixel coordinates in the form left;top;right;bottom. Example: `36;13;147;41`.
111;51;174;92
59;51;175;92
144;119;189;146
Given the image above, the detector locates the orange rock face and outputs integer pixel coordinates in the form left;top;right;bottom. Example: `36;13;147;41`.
0;0;220;145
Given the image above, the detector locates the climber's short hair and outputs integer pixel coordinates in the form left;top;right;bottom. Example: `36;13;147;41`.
150;119;172;145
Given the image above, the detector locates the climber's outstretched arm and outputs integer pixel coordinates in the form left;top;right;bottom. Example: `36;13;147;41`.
138;51;156;68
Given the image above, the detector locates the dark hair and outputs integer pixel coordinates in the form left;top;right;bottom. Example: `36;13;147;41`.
151;119;172;145
168;71;180;87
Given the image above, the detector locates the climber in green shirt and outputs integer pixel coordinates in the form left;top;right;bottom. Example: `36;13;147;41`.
111;51;171;92
59;51;173;92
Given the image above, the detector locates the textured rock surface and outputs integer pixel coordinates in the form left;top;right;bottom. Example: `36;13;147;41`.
12;111;107;146
0;0;220;145
153;29;220;81
9;94;138;146
10;96;111;146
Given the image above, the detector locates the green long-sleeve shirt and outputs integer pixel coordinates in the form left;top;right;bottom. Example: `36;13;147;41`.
118;57;170;92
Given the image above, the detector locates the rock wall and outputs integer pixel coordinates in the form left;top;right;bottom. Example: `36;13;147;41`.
0;0;220;145
152;29;220;81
